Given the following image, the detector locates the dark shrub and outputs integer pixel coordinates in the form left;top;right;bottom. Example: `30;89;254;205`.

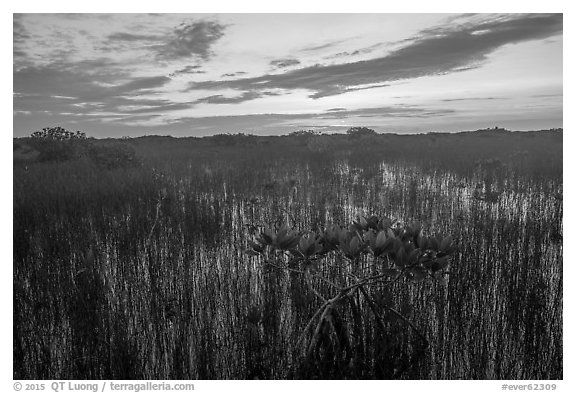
27;127;139;169
31;126;86;140
346;126;377;139
28;126;87;162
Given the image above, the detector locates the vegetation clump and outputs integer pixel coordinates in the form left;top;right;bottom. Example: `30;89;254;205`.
26;126;139;169
246;215;455;378
209;133;258;146
27;126;87;162
346;126;377;138
30;126;87;140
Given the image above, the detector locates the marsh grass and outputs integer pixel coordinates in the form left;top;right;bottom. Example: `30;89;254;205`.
13;131;562;379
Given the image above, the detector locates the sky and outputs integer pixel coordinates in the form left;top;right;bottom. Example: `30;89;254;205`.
12;13;563;137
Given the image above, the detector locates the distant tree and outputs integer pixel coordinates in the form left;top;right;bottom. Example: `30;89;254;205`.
289;130;318;137
28;126;87;162
27;126;138;169
346;127;377;138
210;133;258;146
30;126;86;140
288;130;318;146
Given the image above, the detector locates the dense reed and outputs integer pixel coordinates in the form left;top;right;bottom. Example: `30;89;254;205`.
13;129;562;379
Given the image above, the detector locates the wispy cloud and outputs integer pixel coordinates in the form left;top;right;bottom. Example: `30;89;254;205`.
222;71;247;77
270;58;301;68
155;20;226;60
14;62;125;98
328;43;384;59
12;13;563;136
156;104;456;133
14;62;170;100
169;65;205;77
194;91;280;105
117;76;171;94
101;19;227;62
107;32;163;42
309;83;391;99
13;60;175;120
315;105;455;119
13;16;30;46
530;93;562;98
116;101;192;114
440;97;506;102
299;38;351;52
188;14;562;100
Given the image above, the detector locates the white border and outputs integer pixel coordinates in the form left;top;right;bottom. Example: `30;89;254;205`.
4;2;571;391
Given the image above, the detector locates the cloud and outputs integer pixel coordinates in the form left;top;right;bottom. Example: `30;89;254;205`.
154;103;456;133
13;14;563;136
530;93;562;98
270;58;301;68
309;83;391;99
156;20;226;60
187;14;562;100
180;105;453;123
328;43;384;59
100;31;165;53
14;92;195;127
13;61;174;119
222;71;247;77
13;16;30;46
299;39;351;52
116;76;171;94
111;114;164;126
51;95;78;100
14;62;124;98
194;91;280;105
120;102;192;114
107;32;163;42
440;97;505;102
82;97;194;118
13;15;33;66
169;65;205;77
14;63;170;100
316;105;455;119
104;20;226;61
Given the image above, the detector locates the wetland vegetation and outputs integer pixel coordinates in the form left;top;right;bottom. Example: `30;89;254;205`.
13;127;562;379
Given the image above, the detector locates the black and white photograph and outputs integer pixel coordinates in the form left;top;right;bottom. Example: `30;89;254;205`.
11;5;565;385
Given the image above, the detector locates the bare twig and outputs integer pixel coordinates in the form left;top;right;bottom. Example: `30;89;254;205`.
294;284;352;353
307;303;334;357
358;286;388;334
295;301;329;352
